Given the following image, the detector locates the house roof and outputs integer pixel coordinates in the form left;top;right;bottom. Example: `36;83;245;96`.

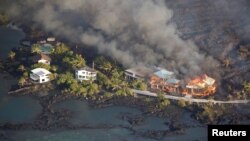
186;74;215;89
154;69;174;79
76;66;96;72
31;68;51;76
167;78;180;84
125;66;154;78
203;76;215;86
32;54;51;62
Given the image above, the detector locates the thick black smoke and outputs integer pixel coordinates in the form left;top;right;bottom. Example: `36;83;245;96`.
3;0;221;77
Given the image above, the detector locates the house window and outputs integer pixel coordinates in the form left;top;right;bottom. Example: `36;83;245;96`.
42;79;45;82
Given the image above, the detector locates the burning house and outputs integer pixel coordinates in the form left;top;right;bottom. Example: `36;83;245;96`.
125;66;216;97
149;69;180;93
182;74;216;96
125;67;181;93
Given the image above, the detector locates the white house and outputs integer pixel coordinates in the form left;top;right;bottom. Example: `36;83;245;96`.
30;68;52;83
75;67;97;82
32;54;51;65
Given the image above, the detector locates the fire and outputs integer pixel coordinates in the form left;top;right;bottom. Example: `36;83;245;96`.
184;74;216;96
187;74;209;88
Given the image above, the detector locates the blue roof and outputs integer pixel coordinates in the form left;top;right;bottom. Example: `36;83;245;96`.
154;69;174;79
167;78;180;84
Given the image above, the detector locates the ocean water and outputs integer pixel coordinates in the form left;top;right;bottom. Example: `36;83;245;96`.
0;26;207;141
0;26;42;123
0;26;25;59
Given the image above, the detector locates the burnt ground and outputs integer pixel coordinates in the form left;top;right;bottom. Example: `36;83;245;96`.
165;0;250;99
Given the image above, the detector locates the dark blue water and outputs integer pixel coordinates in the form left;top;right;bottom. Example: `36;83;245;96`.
0;26;207;141
0;26;25;59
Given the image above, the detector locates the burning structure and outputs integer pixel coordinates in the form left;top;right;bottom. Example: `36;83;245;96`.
182;74;216;96
149;69;180;93
125;67;216;97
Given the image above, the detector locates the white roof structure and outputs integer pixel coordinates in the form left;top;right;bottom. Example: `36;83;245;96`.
31;68;51;76
186;74;215;89
203;77;215;86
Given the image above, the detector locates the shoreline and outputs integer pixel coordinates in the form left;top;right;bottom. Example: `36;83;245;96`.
2;85;201;140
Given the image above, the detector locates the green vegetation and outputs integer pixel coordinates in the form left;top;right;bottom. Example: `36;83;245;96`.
177;99;186;108
31;44;42;54
31;63;51;70
156;92;170;110
8;51;16;60
131;79;147;91
62;54;85;69
53;43;70;55
18;77;26;87
196;104;226;123
18;64;26;72
243;81;250;93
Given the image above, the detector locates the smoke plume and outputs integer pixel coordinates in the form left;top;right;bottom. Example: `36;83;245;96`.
4;0;220;77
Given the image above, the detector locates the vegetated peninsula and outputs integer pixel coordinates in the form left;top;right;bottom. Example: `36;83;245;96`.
0;0;250;140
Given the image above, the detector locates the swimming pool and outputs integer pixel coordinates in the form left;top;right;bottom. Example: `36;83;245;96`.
40;43;54;54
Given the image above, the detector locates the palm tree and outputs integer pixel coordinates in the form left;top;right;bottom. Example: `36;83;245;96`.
31;44;42;54
99;62;113;73
62;54;85;69
49;73;56;81
243;81;250;93
73;54;85;68
8;51;16;60
115;86;134;97
18;77;26;87
156;92;170;109
18;64;26;72
86;83;100;96
75;86;87;96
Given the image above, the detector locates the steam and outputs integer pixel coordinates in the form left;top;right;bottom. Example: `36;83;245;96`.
6;0;219;77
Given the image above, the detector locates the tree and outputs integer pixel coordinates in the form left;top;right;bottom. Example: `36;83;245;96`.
57;72;76;85
95;56;113;73
8;51;16;60
22;71;29;79
31;44;42;54
243;81;250;93
51;65;58;72
57;72;82;94
18;77;26;87
53;43;70;55
86;83;100;96
198;104;225;123
131;79;147;90
227;94;233;101
31;63;51;70
115;85;134;97
63;54;86;69
178;99;186;108
103;92;113;99
96;72;112;89
156;92;170;109
18;65;26;72
49;73;56;81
